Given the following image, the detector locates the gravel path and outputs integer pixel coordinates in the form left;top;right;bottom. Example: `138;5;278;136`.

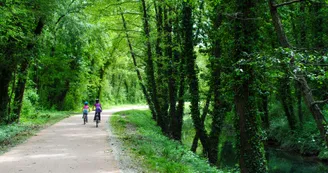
0;106;147;173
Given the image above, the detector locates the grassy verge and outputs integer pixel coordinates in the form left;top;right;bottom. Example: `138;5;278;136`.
110;109;225;173
0;111;70;154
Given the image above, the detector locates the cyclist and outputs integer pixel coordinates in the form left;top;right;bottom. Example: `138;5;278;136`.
93;99;102;122
82;101;90;123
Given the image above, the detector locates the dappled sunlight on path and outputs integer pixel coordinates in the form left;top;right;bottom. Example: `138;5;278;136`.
0;106;147;173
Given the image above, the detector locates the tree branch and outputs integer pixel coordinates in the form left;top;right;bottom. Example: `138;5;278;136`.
106;28;142;33
311;99;328;106
274;0;304;8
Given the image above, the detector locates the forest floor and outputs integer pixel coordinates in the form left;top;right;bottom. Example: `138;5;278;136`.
0;106;147;173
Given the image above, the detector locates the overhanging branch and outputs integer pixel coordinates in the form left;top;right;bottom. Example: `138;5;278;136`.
312;99;328;106
274;0;304;8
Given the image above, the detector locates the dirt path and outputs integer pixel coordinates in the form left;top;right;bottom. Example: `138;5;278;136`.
0;106;146;173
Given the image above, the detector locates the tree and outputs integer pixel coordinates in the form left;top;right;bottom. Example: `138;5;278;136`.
232;0;267;172
268;0;328;146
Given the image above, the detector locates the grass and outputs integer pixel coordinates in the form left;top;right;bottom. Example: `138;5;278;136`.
0;111;70;154
110;109;227;173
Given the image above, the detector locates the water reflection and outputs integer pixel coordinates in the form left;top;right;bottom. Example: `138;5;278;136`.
267;148;328;173
219;142;328;173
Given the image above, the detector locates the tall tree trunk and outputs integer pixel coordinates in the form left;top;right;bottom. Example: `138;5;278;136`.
154;0;169;134
0;40;17;124
270;0;297;131
299;3;306;47
173;71;185;141
311;2;324;49
206;4;226;164
124;80;129;100
278;75;297;130
233;1;267;172
0;68;13;124
295;83;303;127
268;0;290;48
296;3;305;128
183;0;210;156
141;0;159;121
120;8;156;118
12;58;29;122
171;6;185;141
191;86;212;152
262;94;270;129
163;5;178;138
115;74;123;99
97;67;105;99
172;32;185;141
8;69;17;117
297;76;328;144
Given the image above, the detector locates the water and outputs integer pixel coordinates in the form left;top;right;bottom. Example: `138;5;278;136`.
267;148;328;173
219;142;328;172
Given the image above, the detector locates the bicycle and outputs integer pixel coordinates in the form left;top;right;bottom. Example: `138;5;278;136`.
83;113;88;125
95;112;100;128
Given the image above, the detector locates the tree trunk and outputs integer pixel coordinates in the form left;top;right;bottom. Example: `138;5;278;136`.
154;0;169;134
115;74;123;99
268;0;290;48
299;3;306;47
0;68;13;124
270;0;298;131
206;4;226;164
295;83;303;128
171;7;185;141
191;86;212;152
311;2;324;49
233;1;267;172
278;76;297;130
97;67;105;99
12;58;29;122
297;76;328;144
141;0;159;121
163;5;178;139
262;94;270;129
120;8;156;119
183;0;210;156
124;80;129;102
173;74;185;141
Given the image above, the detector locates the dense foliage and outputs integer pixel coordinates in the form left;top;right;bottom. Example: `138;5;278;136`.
1;0;328;172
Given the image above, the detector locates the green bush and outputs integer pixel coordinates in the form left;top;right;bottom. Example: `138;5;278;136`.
21;94;37;119
268;114;322;155
318;148;328;160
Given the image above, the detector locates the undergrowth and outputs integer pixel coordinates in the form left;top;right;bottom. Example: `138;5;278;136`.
268;103;328;157
110;110;226;173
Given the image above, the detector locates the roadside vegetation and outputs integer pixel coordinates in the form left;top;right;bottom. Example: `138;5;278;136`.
110;110;229;173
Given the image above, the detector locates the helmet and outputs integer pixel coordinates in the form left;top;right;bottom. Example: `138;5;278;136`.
84;101;88;105
95;98;99;101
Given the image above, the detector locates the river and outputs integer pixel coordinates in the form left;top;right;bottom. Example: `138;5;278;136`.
219;142;328;172
267;148;328;173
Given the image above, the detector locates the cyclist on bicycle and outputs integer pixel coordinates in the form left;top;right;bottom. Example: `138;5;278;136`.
93;99;102;122
82;101;90;123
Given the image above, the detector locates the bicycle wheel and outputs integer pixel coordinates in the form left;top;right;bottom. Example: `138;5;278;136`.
95;113;99;128
83;114;88;125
